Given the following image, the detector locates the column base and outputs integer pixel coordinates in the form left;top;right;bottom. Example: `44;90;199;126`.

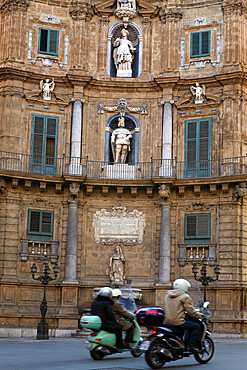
36;322;49;340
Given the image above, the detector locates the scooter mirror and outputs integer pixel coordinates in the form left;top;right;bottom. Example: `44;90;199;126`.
203;301;209;309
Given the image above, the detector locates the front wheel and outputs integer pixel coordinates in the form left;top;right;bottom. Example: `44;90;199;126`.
90;347;104;360
194;337;214;364
145;340;166;369
131;344;142;357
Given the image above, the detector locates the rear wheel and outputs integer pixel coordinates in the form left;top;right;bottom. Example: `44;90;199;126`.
194;337;214;364
145;340;166;369
131;344;142;357
90;347;104;360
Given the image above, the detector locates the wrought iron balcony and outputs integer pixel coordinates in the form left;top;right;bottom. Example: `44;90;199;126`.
1;151;247;181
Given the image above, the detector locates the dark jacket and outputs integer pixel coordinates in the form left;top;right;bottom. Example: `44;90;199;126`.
91;295;123;331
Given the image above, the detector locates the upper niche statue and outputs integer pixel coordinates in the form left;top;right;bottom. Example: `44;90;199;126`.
113;28;136;77
40;78;55;100
117;0;136;10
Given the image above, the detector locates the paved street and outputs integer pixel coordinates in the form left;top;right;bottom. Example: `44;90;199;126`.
1;337;247;370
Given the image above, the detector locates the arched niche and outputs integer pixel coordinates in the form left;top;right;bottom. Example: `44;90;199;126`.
107;22;143;78
104;113;140;164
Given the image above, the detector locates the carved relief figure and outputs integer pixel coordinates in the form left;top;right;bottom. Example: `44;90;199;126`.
40;78;55;100
109;244;126;285
117;0;136;10
111;116;132;163
190;82;206;104
113;29;136;72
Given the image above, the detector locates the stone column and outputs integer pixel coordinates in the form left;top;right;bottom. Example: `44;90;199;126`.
159;201;171;283
64;199;79;282
158;185;171;283
160;102;173;176
70;100;82;175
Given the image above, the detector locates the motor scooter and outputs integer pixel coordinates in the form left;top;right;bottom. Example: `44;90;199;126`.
80;286;143;360
139;280;215;369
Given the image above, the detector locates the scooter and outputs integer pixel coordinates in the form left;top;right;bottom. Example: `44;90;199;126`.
80;286;143;360
139;281;214;369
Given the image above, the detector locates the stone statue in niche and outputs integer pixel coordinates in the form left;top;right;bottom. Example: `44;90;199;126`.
117;0;136;10
109;244;126;285
111;116;132;163
190;82;206;104
40;78;55;100
113;28;136;77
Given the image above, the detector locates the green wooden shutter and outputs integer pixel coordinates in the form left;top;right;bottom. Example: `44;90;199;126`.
39;29;48;52
201;31;210;55
29;211;41;233
46;118;57;165
49;30;58;54
41;212;52;234
38;28;59;56
33;116;44;163
198;214;210;237
187;121;197;163
191;33;200;57
199;120;209;161
186;215;197;237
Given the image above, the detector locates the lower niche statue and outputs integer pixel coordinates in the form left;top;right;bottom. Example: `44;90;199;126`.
109;244;126;285
111;116;132;163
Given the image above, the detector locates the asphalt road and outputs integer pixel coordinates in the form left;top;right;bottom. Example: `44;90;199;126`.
1;337;247;370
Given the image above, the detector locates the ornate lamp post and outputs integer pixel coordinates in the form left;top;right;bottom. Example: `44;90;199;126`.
31;256;59;340
192;256;221;302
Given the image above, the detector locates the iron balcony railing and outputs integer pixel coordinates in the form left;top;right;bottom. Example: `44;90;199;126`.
1;151;247;180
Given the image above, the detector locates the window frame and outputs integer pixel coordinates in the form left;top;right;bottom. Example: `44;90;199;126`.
27;209;54;241
190;30;211;58
185;213;211;243
38;27;59;56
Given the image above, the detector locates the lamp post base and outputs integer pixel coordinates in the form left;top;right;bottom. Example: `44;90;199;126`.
36;322;49;340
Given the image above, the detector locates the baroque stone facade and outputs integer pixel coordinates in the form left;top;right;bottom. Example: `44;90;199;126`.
1;0;247;336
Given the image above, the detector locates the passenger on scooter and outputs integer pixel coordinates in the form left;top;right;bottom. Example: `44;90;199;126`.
164;279;203;353
112;288;136;350
91;287;125;349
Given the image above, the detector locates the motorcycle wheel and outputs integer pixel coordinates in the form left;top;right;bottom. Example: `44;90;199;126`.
145;340;166;369
131;345;142;357
90;347;104;360
194;337;215;364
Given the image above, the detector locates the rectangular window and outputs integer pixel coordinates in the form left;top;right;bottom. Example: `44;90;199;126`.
190;31;211;58
30;114;59;175
38;28;59;56
27;210;53;240
185;214;210;243
185;118;212;177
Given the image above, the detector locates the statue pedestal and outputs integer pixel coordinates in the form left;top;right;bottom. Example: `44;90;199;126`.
117;70;132;78
104;164;136;179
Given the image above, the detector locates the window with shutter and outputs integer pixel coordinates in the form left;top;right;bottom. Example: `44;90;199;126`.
185;118;212;177
30;114;59;175
190;31;211;58
185;214;210;243
27;210;53;240
38;28;59;56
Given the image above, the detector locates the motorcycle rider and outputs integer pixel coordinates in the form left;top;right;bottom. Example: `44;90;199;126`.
112;288;136;350
91;287;125;349
164;279;203;352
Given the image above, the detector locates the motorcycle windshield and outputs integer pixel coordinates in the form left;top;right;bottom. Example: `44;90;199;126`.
187;279;203;309
119;286;137;313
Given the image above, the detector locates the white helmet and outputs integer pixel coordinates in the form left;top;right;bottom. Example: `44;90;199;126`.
112;288;122;297
99;287;113;297
173;279;191;292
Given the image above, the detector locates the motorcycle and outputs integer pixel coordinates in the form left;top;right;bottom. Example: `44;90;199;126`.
139;281;215;369
80;286;143;360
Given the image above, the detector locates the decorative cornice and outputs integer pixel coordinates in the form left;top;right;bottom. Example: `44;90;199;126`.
0;0;29;14
69;1;94;21
222;0;246;15
159;6;183;22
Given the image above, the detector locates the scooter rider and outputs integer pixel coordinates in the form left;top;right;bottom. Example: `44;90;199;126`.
164;279;203;352
112;288;136;350
91;287;125;349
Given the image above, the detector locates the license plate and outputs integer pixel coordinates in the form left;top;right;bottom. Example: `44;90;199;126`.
139;340;151;352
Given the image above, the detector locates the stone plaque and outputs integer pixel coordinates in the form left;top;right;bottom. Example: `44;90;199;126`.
92;206;146;245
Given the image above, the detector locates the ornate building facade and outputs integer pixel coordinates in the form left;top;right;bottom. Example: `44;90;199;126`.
1;0;247;336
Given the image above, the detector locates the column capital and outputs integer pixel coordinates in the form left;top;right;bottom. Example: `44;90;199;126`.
68;199;80;206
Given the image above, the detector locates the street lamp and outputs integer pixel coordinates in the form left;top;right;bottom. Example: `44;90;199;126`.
31;256;59;340
192;256;220;302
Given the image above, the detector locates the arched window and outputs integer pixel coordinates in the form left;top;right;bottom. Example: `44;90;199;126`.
107;22;143;78
104;113;139;164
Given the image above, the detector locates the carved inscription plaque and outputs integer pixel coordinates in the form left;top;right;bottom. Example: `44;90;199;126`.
92;206;146;245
